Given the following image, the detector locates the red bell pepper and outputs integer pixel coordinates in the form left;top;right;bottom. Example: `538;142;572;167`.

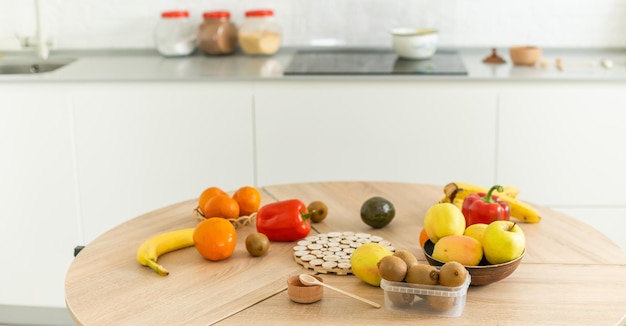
461;185;510;226
256;199;312;242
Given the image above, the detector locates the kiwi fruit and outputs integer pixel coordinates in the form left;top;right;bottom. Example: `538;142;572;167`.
393;249;419;269
307;201;328;223
387;291;415;308
427;296;456;312
439;261;468;287
245;232;270;257
405;264;439;285
377;255;407;282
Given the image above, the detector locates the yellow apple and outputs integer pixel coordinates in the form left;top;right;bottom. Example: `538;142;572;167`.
423;203;466;243
350;242;392;286
482;221;525;264
464;223;488;245
432;234;483;266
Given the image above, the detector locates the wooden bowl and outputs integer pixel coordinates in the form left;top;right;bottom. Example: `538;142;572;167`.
509;46;542;66
287;275;323;303
423;240;524;286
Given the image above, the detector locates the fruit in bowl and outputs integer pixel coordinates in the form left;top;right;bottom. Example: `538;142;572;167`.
423;203;466;243
423;240;523;286
422;220;526;285
431;234;483;266
482;221;525;264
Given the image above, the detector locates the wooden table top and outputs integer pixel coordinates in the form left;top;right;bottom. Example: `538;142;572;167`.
65;182;626;325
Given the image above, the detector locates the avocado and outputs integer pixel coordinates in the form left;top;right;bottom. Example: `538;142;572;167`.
360;196;395;228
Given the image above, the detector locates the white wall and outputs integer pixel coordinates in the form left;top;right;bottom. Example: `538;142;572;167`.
1;0;626;51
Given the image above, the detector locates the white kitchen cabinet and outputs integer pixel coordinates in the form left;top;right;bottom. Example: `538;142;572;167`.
71;82;255;243
497;83;626;251
0;84;80;308
254;81;498;189
497;83;626;207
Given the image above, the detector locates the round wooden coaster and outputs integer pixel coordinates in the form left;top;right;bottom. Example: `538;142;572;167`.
292;231;395;276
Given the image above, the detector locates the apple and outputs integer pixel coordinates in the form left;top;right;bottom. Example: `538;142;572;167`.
423;203;466;244
464;223;488;245
482;221;525;264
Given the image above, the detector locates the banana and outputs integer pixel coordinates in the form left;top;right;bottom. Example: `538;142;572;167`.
502;185;520;198
438;195;463;210
136;228;195;276
444;181;516;199
443;182;541;223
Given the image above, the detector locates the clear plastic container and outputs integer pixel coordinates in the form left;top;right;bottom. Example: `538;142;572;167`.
155;10;196;57
197;11;238;55
238;9;282;55
380;273;471;317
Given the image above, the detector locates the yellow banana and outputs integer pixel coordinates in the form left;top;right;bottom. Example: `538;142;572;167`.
502;185;520;198
438;195;463;210
136;228;195;276
443;182;541;223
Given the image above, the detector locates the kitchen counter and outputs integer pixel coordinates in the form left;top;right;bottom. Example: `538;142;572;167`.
2;47;626;82
65;181;626;325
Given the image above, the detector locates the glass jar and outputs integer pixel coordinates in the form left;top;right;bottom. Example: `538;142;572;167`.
155;10;196;57
238;9;282;56
197;11;238;55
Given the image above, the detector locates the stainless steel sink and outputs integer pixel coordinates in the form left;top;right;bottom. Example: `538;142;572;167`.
0;58;75;74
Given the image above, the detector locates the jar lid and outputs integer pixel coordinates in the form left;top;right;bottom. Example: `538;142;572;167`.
203;11;231;19
161;11;190;18
245;9;274;17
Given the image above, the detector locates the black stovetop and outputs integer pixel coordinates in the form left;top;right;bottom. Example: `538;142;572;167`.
284;48;468;76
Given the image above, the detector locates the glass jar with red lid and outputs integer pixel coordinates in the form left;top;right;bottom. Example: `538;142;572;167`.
197;11;238;55
238;9;282;55
155;10;196;57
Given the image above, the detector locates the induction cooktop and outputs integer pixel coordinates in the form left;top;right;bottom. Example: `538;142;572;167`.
284;48;468;76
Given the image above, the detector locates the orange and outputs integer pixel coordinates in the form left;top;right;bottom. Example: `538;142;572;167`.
193;217;237;261
202;194;240;219
419;228;430;248
197;186;228;212
232;186;261;216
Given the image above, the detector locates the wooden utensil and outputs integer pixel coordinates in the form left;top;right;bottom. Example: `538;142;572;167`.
298;274;381;308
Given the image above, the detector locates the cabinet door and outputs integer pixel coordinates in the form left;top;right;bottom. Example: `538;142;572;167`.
498;85;626;206
72;82;254;243
255;82;498;188
0;84;80;308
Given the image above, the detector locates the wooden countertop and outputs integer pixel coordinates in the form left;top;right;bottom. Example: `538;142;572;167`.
65;182;626;325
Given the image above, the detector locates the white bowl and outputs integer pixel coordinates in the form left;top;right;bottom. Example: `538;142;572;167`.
391;28;438;60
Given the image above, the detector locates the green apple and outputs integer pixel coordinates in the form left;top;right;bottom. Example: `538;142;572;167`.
464;223;488;245
482;221;525;264
423;203;466;244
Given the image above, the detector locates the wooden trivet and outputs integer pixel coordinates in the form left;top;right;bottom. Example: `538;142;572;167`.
293;231;395;276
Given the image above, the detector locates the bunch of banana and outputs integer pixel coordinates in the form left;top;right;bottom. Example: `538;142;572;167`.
439;182;541;223
136;228;195;276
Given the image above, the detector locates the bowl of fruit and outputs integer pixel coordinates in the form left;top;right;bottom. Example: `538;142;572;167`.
422;196;528;286
422;238;524;286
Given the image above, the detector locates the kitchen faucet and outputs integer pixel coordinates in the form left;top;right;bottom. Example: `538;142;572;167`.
34;0;49;59
15;0;50;59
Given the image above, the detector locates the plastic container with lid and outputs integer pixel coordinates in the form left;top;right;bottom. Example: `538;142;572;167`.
155;10;196;57
380;272;471;317
238;9;282;55
197;11;238;55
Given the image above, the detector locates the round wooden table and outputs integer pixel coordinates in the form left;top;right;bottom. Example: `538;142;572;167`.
65;182;626;325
